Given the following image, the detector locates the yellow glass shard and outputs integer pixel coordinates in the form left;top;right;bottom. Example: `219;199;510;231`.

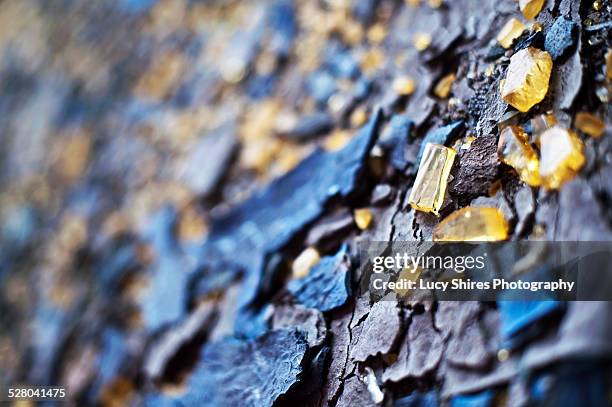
606;49;612;80
575;112;605;138
360;47;384;74
497;18;525;48
367;24;387;44
539;126;585;190
408;143;456;216
324;130;352;152
413;33;432;51
393;76;416;96
354;208;373;230
519;0;545;20
531;113;557;139
501;47;553;112
434;73;456;99
498;126;541;186
433;207;509;242
292;247;320;279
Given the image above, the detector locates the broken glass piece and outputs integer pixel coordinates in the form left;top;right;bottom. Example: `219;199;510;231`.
433;207;509;242
354;208;373;230
413;32;432;51
434;73;456;99
408;144;456;216
497;125;540;186
519;0;544;20
501;47;553;112
417;121;464;163
288;245;351;312
544;17;579;60
530;113;557;140
539;126;585;190
292;247;320;279
574;112;605;138
497;18;525;48
392;76;416;96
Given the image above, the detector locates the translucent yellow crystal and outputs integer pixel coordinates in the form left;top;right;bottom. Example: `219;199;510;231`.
434;73;456;99
498;125;541;186
497;18;525;48
408;143;456;216
393;76;416;96
354;208;373;230
292;247;320;279
531;113;557;138
501;47;553;112
413;33;432;51
606;49;612;80
519;0;545;20
575;112;605;138
433;207;509;242
539;126;585;190
360;47;385;74
324;130;352;152
367;24;387;44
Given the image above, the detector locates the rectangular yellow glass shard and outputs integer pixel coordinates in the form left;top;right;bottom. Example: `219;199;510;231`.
408;143;456;216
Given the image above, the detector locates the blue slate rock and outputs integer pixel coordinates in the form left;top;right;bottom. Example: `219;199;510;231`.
394;391;439;407
379;115;414;171
309;71;337;104
178;329;309;407
545;17;579;60
140;206;190;332
497;300;562;348
200;111;381;335
450;390;495;407
417;121;464;163
288;245;351;312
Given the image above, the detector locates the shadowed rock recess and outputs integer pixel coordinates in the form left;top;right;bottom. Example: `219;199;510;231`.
0;0;610;406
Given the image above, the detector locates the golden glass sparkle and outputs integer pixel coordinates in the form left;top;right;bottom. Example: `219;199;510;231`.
408;143;456;216
292;247;320;279
354;208;373;230
498;125;541;186
519;0;545;20
497;18;525;49
433;207;509;242
434;73;456;99
501;47;553;112
575;112;605;138
539;126;585;190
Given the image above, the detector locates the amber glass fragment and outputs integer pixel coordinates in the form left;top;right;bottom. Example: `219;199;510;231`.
575;112;605;138
539;126;585;190
501;47;553;112
498;126;541;186
408;143;456;216
497;18;525;48
433;207;509;242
